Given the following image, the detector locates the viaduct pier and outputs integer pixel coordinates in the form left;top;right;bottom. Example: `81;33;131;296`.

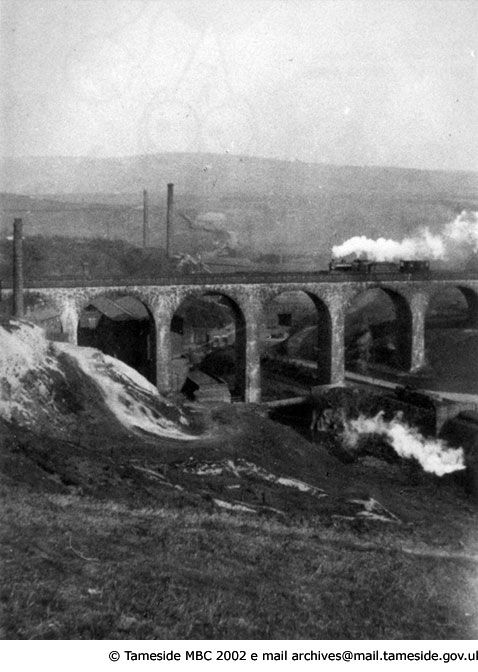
2;270;478;404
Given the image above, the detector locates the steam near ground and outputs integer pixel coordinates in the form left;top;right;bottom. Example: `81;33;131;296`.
343;411;465;476
0;321;467;477
332;210;478;262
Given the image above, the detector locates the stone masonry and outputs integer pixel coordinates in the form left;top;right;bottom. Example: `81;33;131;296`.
3;275;478;403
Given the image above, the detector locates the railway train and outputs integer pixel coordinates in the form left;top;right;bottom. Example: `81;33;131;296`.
328;258;430;276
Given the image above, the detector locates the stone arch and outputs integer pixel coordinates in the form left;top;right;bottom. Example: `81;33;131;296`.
426;285;478;329
260;287;333;398
74;287;157;319
424;284;478;392
454;286;478;327
344;285;413;372
463;287;478;325
77;290;157;384
169;288;247;401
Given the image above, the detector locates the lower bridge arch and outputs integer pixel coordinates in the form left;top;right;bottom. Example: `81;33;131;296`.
426;285;478;329
344;286;412;373
424;284;478;393
260;289;332;400
169;291;247;402
77;293;157;384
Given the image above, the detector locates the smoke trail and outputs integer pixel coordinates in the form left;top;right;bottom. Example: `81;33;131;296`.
343;411;465;476
332;210;478;262
444;210;478;253
332;230;444;262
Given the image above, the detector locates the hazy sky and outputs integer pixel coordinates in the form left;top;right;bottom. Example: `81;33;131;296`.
1;0;477;170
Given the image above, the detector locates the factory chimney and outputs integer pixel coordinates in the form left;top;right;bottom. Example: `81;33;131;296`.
13;218;24;318
142;188;149;248
166;183;174;258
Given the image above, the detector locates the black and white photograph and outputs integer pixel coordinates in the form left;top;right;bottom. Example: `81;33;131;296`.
1;0;478;653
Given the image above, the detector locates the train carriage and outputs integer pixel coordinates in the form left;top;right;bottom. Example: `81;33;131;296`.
329;257;430;278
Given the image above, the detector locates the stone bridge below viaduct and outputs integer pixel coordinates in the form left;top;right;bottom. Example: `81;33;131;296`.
3;271;478;403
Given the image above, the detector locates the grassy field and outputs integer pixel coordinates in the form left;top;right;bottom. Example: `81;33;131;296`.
2;485;478;640
1;401;478;641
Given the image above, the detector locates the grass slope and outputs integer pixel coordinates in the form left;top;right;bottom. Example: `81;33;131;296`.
1;402;478;640
2;489;477;640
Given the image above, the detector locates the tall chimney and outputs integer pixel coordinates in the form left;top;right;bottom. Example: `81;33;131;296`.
142;188;149;248
13;218;24;318
166;183;174;258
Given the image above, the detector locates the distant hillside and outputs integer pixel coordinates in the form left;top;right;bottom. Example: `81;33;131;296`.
1;153;477;257
0;192;238;253
0;236;174;282
2;153;477;198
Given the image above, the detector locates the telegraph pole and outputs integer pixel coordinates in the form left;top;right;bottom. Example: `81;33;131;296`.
13;218;24;318
166;183;174;258
142;188;150;248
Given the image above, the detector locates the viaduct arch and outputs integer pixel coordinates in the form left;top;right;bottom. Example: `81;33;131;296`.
170;291;247;400
426;285;478;328
4;275;478;403
77;293;157;384
261;288;332;386
344;285;413;371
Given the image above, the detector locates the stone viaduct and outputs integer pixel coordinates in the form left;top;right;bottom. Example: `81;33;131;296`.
3;271;478;403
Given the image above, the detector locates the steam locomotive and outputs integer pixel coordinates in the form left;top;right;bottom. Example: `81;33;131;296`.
328;258;430;276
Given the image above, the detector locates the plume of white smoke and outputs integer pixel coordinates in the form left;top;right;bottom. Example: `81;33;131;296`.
444;210;478;253
343;411;465;476
332;210;478;262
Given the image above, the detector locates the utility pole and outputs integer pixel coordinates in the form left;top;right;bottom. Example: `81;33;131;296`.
13;218;24;318
142;188;150;248
166;183;174;258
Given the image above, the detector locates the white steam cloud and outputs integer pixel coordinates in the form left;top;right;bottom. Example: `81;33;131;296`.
343;411;465;476
332;210;478;262
444;210;478;252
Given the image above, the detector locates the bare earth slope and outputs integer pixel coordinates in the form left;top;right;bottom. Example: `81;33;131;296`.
1;321;477;639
